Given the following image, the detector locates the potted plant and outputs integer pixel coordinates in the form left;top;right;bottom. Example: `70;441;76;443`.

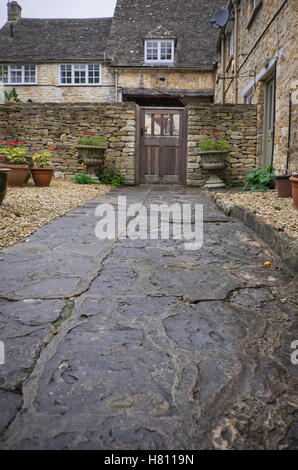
289;175;298;210
275;172;292;198
198;131;229;189
0;141;29;186
0;168;11;205
31;149;54;187
76;132;108;183
275;145;293;197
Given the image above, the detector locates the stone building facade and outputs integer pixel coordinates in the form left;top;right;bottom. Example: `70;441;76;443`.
0;0;225;106
214;0;298;173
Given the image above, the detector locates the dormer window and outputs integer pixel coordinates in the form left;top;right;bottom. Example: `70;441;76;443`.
144;40;174;65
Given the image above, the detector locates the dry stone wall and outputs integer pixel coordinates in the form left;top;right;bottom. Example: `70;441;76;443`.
0;102;136;184
187;104;257;186
0;102;257;186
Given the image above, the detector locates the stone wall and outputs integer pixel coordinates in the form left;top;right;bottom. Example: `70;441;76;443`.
214;0;298;173
3;64;115;103
187;104;257;186
0;102;136;183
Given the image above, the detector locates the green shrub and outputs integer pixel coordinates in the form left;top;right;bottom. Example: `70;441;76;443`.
78;135;107;146
73;173;98;185
5;88;21;103
32;151;53;168
100;168;125;186
2;146;28;165
243;165;275;191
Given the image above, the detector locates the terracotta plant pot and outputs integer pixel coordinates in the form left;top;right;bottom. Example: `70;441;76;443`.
31;168;54;187
289;176;298;210
275;175;292;198
0;168;11;205
0;163;29;187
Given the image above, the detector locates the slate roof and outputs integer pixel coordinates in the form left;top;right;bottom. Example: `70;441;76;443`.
106;0;227;69
0;18;112;62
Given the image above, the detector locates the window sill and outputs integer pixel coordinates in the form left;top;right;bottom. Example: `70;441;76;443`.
143;62;174;67
247;0;263;29
57;84;102;87
3;83;38;86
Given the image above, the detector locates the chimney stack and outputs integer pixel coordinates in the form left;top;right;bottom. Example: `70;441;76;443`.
7;1;22;22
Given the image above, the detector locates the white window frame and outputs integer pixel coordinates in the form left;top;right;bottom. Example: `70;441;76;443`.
58;64;102;86
144;40;174;65
245;92;253;104
0;64;37;85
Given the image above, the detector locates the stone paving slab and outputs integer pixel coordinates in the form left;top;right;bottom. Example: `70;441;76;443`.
0;186;297;450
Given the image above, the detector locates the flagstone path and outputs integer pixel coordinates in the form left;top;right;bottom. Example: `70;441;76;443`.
0;186;297;450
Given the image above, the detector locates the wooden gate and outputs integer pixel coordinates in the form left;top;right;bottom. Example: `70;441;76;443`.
138;108;187;184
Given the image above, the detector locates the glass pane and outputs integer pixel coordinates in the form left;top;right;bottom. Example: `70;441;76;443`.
146;41;158;61
24;65;36;83
160;41;173;61
144;113;152;135
153;114;162;135
60;65;72;84
10;66;22;83
0;65;8;83
88;65;100;84
164;114;180;135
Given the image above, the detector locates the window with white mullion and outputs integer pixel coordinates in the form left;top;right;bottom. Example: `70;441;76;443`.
24;65;36;83
74;64;87;84
0;64;36;84
145;40;174;64
10;65;23;83
88;65;100;84
60;64;72;84
59;64;101;85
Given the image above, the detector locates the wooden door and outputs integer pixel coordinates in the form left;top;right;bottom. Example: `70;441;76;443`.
139;108;186;184
263;77;275;169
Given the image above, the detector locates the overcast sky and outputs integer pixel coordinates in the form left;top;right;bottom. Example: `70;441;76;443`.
0;0;117;27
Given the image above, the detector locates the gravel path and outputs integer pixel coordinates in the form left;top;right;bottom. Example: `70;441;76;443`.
0;180;110;251
214;190;297;240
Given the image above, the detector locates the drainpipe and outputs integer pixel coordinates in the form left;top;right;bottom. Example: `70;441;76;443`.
0;66;5;104
233;0;239;104
115;69;118;102
221;34;226;104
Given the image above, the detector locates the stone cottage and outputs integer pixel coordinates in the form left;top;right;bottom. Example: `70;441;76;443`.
213;0;298;173
0;0;226;106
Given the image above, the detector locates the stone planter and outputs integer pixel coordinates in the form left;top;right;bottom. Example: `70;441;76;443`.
76;144;108;183
199;150;228;189
31;168;54;187
0;168;11;204
0;163;29;187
